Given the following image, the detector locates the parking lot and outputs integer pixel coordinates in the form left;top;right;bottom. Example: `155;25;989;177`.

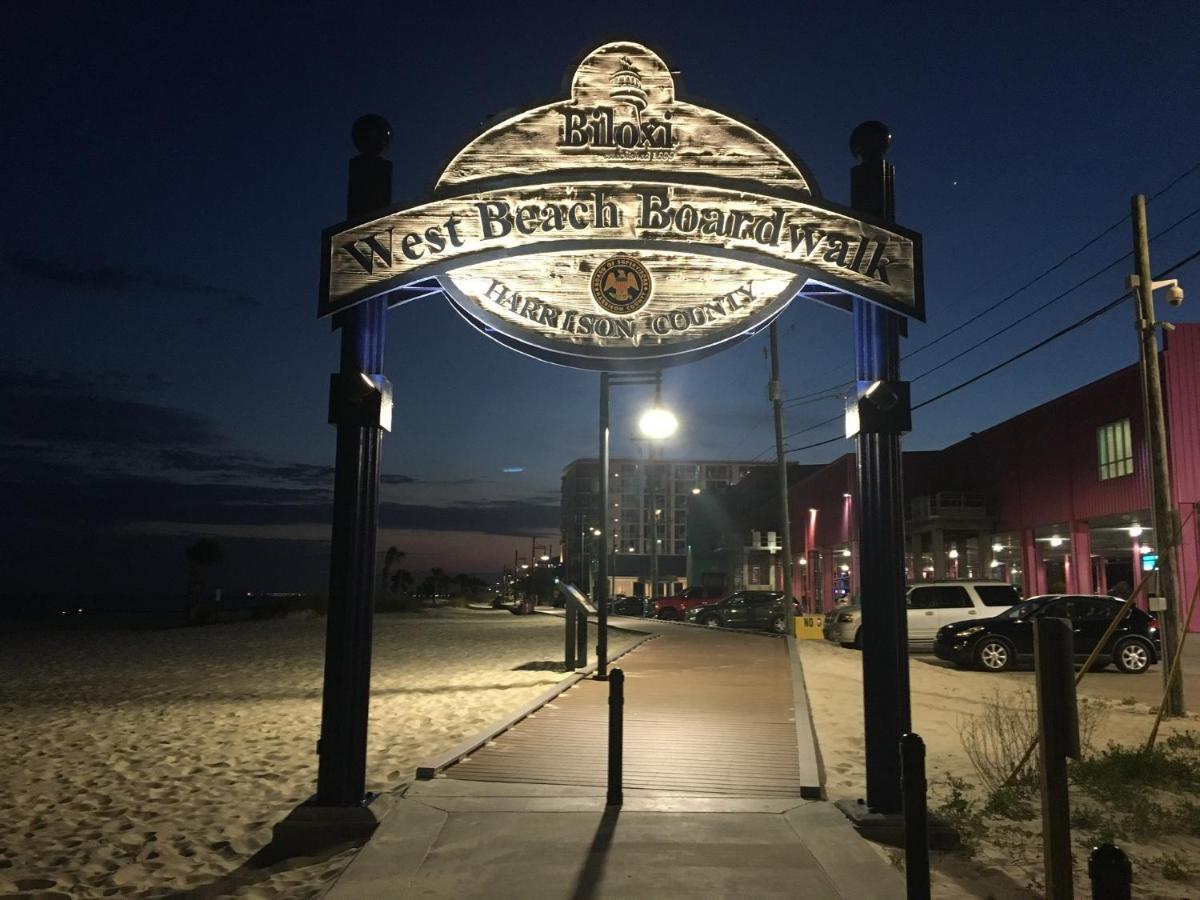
912;639;1200;707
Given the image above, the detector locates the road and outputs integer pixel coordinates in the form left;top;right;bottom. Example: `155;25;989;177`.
914;639;1200;708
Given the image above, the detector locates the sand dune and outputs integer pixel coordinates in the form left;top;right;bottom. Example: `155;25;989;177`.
1;608;638;898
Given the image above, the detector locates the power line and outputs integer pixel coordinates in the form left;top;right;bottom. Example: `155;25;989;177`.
903;159;1200;364
779;246;1200;455
909;205;1200;384
777;159;1200;406
910;246;1200;412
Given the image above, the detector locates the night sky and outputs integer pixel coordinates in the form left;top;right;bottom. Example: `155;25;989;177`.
4;2;1198;598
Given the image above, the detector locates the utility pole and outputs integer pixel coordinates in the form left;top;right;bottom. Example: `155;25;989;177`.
769;322;796;635
1131;193;1185;716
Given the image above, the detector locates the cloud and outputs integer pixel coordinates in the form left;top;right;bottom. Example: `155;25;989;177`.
380;499;559;535
0;368;221;447
5;252;260;308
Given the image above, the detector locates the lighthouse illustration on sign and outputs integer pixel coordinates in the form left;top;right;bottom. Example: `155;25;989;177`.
609;56;648;127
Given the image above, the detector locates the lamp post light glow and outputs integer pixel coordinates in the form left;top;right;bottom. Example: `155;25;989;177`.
638;405;678;440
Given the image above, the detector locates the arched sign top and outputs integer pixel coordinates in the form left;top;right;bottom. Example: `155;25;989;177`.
320;40;923;371
436;41;816;199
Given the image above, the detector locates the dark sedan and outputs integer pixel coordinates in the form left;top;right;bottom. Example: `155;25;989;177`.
684;590;795;633
934;594;1161;673
607;595;649;617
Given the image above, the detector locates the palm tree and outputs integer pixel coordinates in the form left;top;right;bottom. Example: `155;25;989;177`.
430;567;448;599
382;546;406;596
185;538;223;624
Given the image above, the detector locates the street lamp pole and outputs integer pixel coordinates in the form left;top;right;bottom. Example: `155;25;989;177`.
649;447;658;602
597;372;611;679
598;369;678;678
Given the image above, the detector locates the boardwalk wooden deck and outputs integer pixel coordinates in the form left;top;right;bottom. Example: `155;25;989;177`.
441;626;813;798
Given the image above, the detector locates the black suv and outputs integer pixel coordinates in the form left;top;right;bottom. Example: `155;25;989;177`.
683;591;794;633
934;594;1161;673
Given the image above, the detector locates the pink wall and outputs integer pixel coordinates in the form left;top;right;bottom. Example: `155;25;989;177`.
786;324;1200;630
1164;326;1200;631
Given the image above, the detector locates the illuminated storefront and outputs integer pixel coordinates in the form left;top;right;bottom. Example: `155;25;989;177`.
789;324;1200;630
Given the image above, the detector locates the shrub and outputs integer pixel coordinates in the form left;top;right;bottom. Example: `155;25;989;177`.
960;690;1105;796
933;776;983;857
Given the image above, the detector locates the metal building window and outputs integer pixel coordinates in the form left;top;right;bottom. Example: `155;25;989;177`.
1097;419;1133;480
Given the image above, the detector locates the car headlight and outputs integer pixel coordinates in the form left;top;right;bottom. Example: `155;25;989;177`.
837;612;857;623
956;626;984;638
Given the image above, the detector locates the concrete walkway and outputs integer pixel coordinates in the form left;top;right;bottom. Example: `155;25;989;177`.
325;618;902;899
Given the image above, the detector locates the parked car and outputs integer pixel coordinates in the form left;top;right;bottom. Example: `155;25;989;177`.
607;595;649;617
934;594;1161;673
823;581;1021;650
648;585;724;620
683;590;796;633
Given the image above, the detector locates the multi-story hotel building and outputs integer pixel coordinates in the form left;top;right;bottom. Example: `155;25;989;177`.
560;458;775;597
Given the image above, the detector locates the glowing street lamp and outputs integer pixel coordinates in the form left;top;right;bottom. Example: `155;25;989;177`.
638;404;678;440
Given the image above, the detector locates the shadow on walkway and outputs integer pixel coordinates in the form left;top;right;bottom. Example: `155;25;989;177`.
570;805;620;900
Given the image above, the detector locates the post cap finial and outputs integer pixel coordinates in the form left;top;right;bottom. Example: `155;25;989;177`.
352;114;392;156
850;121;892;161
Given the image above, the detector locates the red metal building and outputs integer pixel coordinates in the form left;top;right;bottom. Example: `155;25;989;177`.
789;324;1200;632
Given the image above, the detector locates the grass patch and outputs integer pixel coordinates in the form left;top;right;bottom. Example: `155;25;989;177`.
933;776;983;857
1158;853;1192;882
1069;731;1200;840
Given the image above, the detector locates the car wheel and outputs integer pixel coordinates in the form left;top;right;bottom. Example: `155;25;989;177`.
975;637;1014;672
701;615;721;628
771;615;786;634
852;628;862;651
1113;638;1152;674
658;608;679;621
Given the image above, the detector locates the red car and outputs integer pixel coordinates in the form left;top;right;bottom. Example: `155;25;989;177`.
648;586;724;620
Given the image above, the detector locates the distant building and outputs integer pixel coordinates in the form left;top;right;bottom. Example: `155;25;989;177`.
789;323;1200;631
686;464;821;595
561;458;776;597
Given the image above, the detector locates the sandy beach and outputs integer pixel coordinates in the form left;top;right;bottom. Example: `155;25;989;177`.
0;608;640;899
799;639;1200;898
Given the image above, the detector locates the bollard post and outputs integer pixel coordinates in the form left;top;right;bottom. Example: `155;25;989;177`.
576;607;588;669
1036;617;1079;900
1089;844;1132;899
900;733;931;900
607;667;624;806
565;604;577;669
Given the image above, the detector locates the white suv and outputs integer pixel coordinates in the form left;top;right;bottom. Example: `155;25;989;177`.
823;581;1021;651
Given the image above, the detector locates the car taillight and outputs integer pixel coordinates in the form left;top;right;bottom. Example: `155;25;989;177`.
1148;616;1159;630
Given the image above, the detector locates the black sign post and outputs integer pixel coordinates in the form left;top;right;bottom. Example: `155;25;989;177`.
851;121;912;816
316;115;393;808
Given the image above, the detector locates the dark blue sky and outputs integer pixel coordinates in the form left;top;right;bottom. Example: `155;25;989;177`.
3;2;1198;595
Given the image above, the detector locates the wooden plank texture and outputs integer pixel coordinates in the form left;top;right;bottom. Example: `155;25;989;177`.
443;628;812;798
